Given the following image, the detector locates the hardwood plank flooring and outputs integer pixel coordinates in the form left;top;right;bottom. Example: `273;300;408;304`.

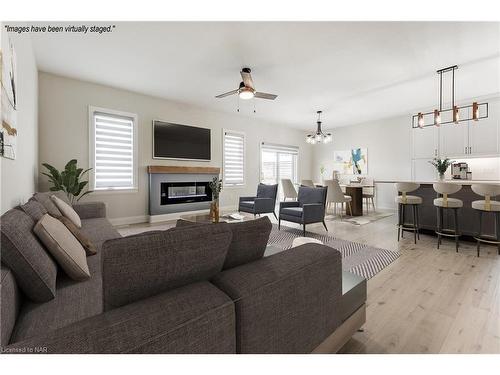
118;209;500;354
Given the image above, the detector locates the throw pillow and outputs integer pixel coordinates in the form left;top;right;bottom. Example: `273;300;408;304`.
51;195;82;228
34;214;90;281
20;198;48;222
50;213;97;256
32;192;62;216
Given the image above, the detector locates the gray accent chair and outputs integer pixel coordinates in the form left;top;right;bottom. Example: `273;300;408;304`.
279;186;328;236
238;183;278;219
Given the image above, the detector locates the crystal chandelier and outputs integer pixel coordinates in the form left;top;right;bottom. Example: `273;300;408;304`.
306;111;332;144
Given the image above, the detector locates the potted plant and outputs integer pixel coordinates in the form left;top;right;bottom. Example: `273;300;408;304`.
319;165;326;184
209;177;223;223
42;159;92;204
428;158;454;181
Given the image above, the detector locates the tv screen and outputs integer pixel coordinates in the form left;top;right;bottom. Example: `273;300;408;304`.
153;121;211;161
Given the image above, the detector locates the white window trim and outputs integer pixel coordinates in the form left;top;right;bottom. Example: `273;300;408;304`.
88;105;139;193
222;128;246;188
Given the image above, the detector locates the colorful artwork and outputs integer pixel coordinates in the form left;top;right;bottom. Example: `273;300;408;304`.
333;148;368;175
1;34;18;159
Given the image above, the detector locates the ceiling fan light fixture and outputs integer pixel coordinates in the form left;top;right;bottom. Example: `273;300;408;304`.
239;87;254;100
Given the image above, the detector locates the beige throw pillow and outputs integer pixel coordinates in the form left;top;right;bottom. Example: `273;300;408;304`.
34;214;90;281
51;195;82;228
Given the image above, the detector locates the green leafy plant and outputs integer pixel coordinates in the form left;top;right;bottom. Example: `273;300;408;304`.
428;157;454;176
320;165;326;176
42;159;92;204
209;177;223;200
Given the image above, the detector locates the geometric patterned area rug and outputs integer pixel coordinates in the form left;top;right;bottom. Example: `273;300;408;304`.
268;224;400;280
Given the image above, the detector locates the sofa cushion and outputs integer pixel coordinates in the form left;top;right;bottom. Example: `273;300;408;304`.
20;199;48;222
51;195;82;228
1;266;21;346
280;207;303;217
0;209;57;302
79;217;121;252
10;252;104;343
34;214;90;281
239;201;255;208
9;282;235;353
176;216;272;270
256;183;278;199
53;214;97;256
102;223;233;310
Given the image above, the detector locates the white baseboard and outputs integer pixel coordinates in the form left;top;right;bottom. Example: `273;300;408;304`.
109;215;149;226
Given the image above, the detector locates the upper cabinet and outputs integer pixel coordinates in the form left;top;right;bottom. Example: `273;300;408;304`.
412;126;439;159
468;100;499;156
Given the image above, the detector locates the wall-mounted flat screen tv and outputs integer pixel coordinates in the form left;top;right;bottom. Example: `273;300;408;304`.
153;120;211;161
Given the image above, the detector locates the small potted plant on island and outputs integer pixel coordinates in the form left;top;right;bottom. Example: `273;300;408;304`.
209;177;223;223
429;157;454;181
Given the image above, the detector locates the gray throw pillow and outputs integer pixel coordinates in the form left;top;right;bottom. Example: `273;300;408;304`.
1;209;57;302
34;214;90;281
20;198;48;222
32;192;62;216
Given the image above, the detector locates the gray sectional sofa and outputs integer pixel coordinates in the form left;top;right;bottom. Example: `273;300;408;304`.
1;194;366;354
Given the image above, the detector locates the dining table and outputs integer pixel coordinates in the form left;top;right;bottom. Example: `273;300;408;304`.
339;183;373;216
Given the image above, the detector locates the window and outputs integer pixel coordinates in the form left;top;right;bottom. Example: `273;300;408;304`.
223;130;245;187
260;143;299;198
89;107;138;191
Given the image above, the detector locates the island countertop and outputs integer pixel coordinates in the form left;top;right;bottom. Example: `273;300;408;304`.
375;180;500;186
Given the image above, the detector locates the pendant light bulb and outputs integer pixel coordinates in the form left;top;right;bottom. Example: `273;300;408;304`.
417;112;424;128
434;110;441;127
453;106;459;124
472;102;479;121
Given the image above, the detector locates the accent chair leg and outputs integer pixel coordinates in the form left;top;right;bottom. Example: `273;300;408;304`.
278;218;281;230
303;223;306;237
273;211;278;220
322;220;328;232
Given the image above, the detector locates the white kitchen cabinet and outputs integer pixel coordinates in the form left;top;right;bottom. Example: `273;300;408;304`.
412;126;439;159
468;100;499;156
439;120;468;158
412;158;437;181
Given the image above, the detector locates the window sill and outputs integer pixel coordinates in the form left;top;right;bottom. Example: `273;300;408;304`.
91;188;139;195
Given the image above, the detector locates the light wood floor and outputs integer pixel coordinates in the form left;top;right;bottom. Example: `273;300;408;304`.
119;209;500;354
308;211;500;354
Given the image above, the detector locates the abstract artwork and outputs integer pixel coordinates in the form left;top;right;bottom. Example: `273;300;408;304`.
1;34;18;159
351;148;367;174
333;148;368;175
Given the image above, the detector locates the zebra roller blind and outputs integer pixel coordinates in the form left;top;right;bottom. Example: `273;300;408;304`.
223;130;245;186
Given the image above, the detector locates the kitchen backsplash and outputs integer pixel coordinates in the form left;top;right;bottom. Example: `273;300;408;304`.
445;157;500;180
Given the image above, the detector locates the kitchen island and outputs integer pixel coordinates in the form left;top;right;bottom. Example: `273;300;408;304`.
376;180;500;238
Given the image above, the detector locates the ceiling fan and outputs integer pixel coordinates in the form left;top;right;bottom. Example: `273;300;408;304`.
215;68;278;101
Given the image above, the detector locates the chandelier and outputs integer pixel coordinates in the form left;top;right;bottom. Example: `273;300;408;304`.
412;65;488;128
306;111;332;144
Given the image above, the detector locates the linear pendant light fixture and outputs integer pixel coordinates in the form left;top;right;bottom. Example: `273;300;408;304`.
412;65;488;129
306;111;332;144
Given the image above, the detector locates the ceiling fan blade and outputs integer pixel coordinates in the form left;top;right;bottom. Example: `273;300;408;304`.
240;70;255;89
215;89;239;98
254;92;278;100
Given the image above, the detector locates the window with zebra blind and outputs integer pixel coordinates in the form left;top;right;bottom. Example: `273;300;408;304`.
223;130;245;187
89;107;138;191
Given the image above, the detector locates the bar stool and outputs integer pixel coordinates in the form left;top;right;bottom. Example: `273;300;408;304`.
433;183;463;252
395;182;422;244
471;184;500;257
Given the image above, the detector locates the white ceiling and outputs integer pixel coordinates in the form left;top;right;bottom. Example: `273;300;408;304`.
30;22;500;130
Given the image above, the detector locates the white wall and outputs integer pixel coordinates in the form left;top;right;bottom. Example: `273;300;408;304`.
311;115;412;209
0;30;38;214
38;72;312;222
